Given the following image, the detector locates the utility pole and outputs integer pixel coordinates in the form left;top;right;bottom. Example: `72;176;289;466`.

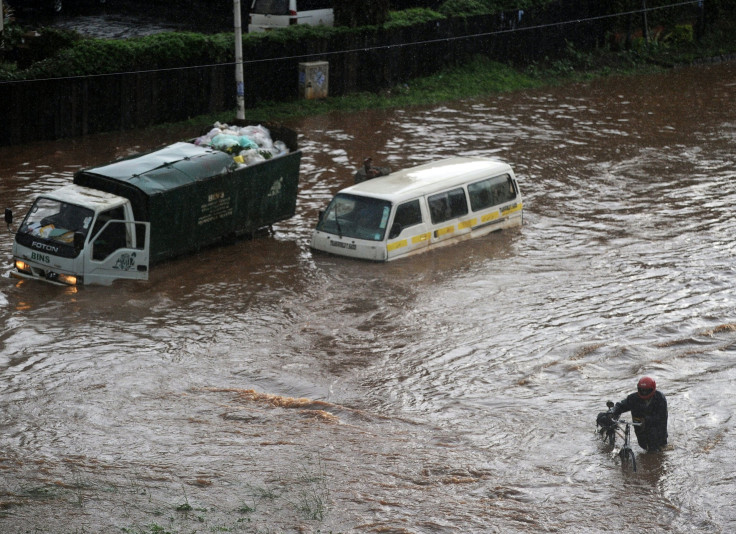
234;0;245;120
642;0;649;45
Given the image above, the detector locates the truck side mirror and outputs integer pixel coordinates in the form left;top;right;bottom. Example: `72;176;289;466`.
74;231;85;252
4;208;12;225
318;210;324;222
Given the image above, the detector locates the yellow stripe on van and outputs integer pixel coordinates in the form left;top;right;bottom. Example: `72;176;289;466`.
501;202;523;216
481;211;500;223
412;233;430;244
387;239;408;251
436;226;454;237
458;218;477;230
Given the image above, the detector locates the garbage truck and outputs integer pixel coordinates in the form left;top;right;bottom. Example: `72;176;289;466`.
4;123;302;286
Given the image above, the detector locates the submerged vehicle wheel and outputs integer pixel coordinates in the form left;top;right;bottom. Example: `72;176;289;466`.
628;450;637;472
619;447;637;472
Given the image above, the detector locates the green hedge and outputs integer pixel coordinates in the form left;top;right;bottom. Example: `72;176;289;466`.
0;2;547;81
437;0;557;15
3;11;443;80
5;32;233;80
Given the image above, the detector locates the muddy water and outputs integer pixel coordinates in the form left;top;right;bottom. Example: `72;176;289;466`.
1;61;736;533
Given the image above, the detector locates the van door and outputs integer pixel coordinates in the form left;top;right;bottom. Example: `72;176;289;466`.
427;187;473;246
84;220;150;285
386;199;430;260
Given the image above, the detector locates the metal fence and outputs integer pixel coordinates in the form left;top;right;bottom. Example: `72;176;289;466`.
0;7;615;145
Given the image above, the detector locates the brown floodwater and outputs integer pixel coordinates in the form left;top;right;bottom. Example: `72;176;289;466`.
1;61;736;533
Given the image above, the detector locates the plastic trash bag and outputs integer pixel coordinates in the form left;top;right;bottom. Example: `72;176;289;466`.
196;122;288;166
211;134;241;152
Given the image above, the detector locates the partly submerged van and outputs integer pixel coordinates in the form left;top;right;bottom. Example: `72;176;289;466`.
248;0;333;32
310;157;523;261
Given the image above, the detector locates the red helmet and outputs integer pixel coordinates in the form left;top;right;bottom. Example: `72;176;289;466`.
637;376;656;400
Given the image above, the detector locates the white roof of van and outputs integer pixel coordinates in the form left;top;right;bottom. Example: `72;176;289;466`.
340;157;513;201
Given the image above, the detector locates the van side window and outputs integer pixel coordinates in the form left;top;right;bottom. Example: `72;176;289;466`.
468;174;516;211
428;188;468;224
394;200;422;229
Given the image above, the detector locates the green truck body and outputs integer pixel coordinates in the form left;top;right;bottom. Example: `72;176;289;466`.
75;139;301;264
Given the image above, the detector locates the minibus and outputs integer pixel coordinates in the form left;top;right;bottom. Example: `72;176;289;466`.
248;0;333;32
310;157;523;261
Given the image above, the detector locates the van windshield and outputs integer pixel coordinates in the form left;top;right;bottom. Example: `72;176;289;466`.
317;194;392;242
18;198;94;245
251;0;289;14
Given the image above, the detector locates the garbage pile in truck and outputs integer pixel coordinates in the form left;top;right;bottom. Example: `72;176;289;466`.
193;122;290;167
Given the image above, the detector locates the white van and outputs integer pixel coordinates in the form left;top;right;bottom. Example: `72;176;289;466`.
310;157;523;261
248;0;333;33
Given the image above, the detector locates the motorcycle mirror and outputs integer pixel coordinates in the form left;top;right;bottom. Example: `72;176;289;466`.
606;400;614;408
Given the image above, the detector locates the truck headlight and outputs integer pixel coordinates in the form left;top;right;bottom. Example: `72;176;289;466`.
57;273;78;286
45;271;77;286
15;260;31;274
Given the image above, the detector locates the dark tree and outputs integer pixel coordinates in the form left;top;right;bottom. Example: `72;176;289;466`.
334;0;391;27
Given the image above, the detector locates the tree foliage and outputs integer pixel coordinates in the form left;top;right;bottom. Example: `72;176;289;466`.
335;0;390;27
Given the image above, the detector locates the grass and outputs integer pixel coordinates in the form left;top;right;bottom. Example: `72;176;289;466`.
181;57;545;128
289;459;330;521
153;56;556;135
121;525;174;534
158;29;736;133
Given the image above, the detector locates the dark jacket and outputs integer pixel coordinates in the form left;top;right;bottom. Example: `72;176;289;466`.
613;390;668;451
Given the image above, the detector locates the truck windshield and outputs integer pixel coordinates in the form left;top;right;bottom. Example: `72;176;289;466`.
18;198;94;245
251;0;289;14
317;193;392;242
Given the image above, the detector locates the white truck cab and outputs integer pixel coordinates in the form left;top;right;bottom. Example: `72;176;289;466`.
8;184;150;286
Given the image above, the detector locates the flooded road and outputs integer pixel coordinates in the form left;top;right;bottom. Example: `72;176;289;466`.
1;61;736;533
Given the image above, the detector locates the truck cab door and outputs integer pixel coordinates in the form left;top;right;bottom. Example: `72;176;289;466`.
84;220;150;285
